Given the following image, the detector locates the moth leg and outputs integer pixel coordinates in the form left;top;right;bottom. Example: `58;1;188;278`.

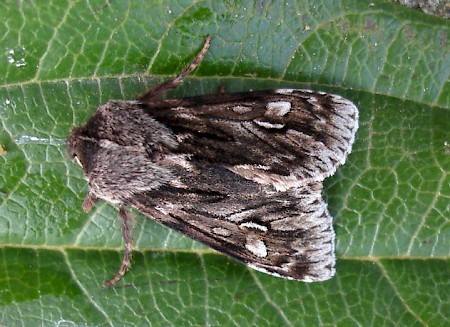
139;35;211;102
82;192;98;212
103;206;134;288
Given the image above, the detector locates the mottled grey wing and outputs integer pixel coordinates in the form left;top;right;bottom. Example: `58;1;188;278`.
82;88;358;282
125;88;357;280
145;89;358;183
127;178;335;282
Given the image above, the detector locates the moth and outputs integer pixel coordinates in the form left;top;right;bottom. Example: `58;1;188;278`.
68;36;358;287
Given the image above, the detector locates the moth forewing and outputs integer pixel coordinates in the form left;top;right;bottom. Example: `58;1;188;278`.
68;35;358;287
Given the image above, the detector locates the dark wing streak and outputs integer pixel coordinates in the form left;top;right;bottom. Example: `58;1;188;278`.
239;121;286;153
243;123;306;164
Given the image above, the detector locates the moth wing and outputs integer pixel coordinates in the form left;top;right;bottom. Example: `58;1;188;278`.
146;89;358;184
128;181;335;282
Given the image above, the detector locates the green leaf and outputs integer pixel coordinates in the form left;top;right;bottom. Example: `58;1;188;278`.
1;0;449;326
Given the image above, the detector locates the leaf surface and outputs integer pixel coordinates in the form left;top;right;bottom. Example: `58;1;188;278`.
0;1;449;326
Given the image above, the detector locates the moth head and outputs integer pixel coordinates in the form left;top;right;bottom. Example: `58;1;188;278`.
67;125;99;174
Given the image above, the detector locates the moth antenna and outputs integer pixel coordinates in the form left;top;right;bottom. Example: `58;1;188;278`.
103;206;134;288
139;35;211;103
